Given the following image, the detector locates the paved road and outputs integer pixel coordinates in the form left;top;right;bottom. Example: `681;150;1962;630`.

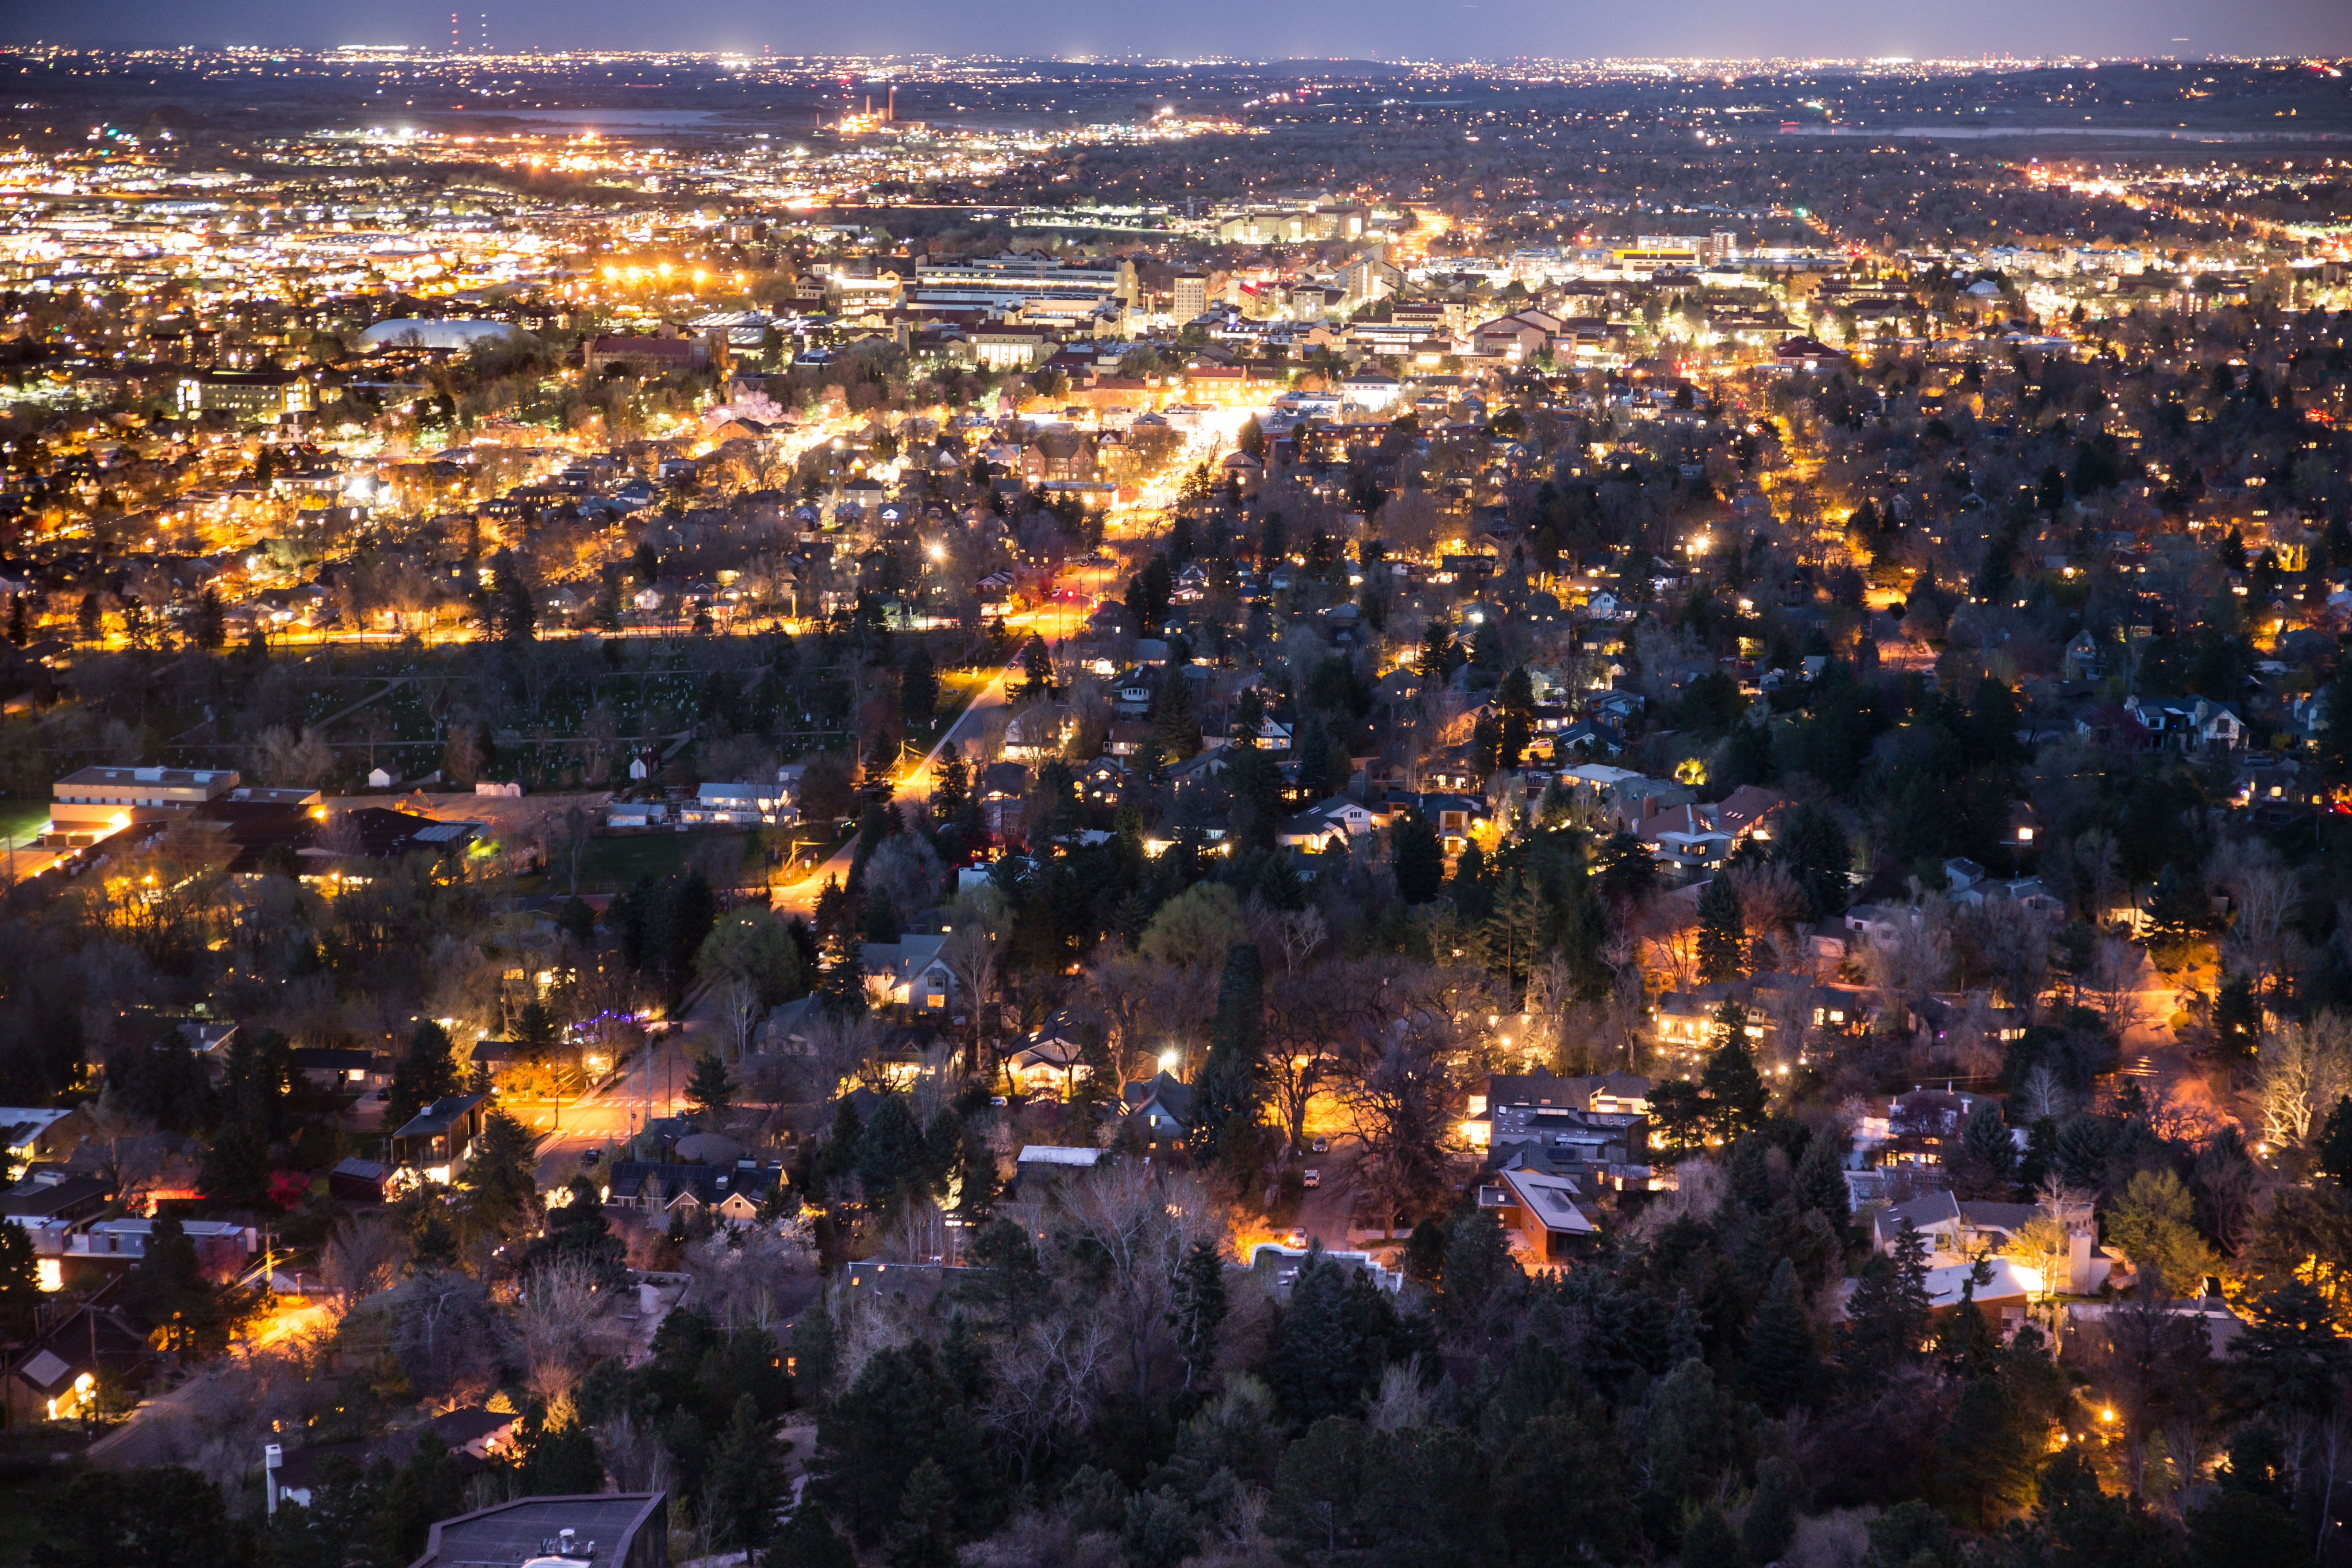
771;654;1024;919
1289;1136;1363;1247
530;1013;715;1185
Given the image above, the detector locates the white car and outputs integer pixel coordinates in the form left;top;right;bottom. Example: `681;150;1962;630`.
1302;1169;1321;1189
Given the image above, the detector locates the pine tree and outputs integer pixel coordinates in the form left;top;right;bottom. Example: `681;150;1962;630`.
2214;974;2261;1062
900;648;939;725
1774;800;1850;918
1696;875;1746;982
1185;943;1268;1166
1681;1504;1748;1568
1844;1219;1933;1382
1703;1005;1768;1140
513;999;560;1064
1750;1260;1815;1420
1153;665;1202;761
384;1020;460;1136
707;1394;786;1553
1951;1100;2019;1200
1742;1457;1802;1564
886;1458;958;1568
770;1499;858;1568
1792;1134;1852;1230
1393;812;1445;904
1418;615;1456;681
687;1054;735;1121
0;1214;40;1341
818;930;866;1019
192;587;224;650
1168;1239;1227;1389
1937;1370;2042;1529
930;743;970;825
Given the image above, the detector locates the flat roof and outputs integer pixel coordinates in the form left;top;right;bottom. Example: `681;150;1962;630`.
407;1493;665;1568
55;766;237;789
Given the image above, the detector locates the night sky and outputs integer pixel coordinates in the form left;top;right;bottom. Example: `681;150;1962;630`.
15;0;2352;63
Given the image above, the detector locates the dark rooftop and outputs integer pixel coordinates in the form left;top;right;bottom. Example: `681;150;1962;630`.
407;1492;667;1568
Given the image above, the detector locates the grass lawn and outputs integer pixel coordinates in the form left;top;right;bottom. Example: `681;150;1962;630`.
0;799;48;846
572;830;757;891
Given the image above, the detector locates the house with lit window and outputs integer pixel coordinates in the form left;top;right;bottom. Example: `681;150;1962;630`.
1477;1160;1599;1265
389;1094;490;1187
861;934;953;1010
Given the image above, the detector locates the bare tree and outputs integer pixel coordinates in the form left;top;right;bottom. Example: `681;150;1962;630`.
983;1313;1115;1485
2013;1063;2073;1125
942;891;1009;1063
1864;893;1954;1011
2087;935;2150;1040
2218;850;2298;1008
1051;1164;1221;1407
1339;1022;1458;1230
719;974;762;1064
516;1257;626;1413
2255;1014;2352;1149
321;1219;408;1314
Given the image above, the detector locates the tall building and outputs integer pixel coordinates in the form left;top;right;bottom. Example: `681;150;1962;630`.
1172;273;1209;320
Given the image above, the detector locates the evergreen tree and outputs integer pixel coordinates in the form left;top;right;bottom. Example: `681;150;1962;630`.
2213;974;2261;1064
510;1404;605;1494
1393;811;1445;905
1186;942;1268;1166
1682;1504;1748;1568
1418;615;1456;681
769;1500;859;1568
1775;800;1851;918
1168;1238;1228;1389
1745;1258;1821;1414
1703;1006;1768;1140
1936;1366;2040;1527
528;1176;627;1288
818;931;867;1019
124;1216;257;1358
886;1458;959;1568
2187;1425;2310;1568
1496;666;1537;757
1792;1134;1852;1230
686;1053;735;1121
707;1393;787;1553
1152;664;1202;761
1844;1219;1933;1382
1951;1099;2020;1200
900;648;939;726
191;587;224;650
0;1214;42;1341
383;1020;460;1138
1265;1249;1374;1424
1275;1416;1367;1557
2318;1096;2352;1188
34;1466;257;1568
1696;875;1747;982
930;744;972;828
513;999;560;1063
1742;1457;1802;1564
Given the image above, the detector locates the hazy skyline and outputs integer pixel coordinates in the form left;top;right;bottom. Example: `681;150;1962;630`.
14;0;2352;68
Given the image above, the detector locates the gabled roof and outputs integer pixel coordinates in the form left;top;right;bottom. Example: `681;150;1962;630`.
392;1094;486;1139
